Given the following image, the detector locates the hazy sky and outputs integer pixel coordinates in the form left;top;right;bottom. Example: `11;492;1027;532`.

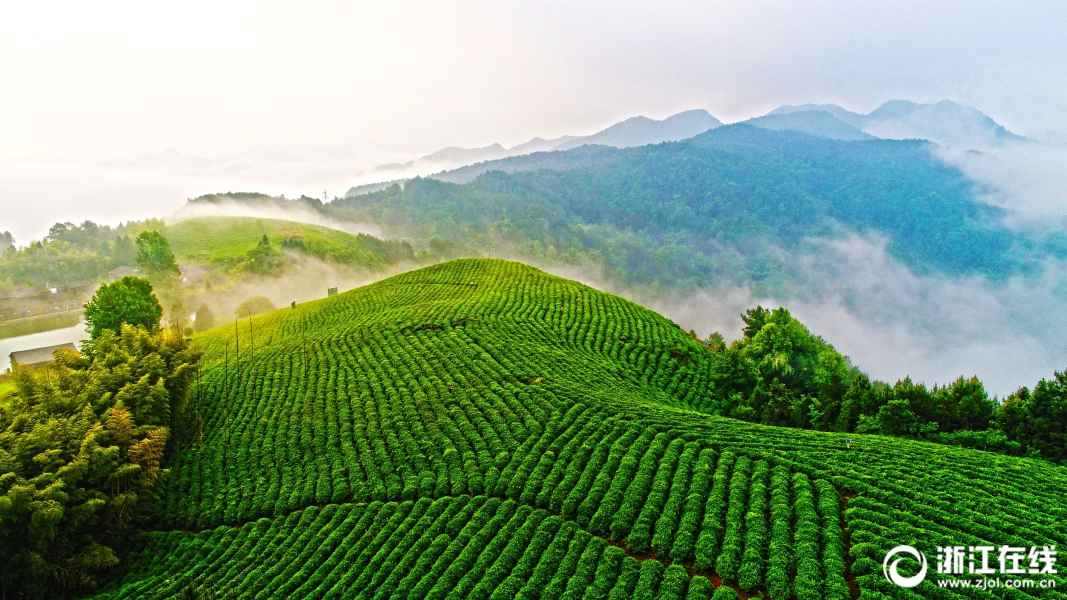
3;2;1066;392
2;0;1066;240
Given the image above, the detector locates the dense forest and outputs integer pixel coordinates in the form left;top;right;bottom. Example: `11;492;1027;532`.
705;306;1066;462
0;221;145;289
0;276;198;596
328;125;1059;293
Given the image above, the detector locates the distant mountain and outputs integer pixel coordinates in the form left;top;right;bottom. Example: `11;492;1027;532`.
767;103;866;128
743;111;874;141
507;135;580;154
332;124;1020;284
863;100;1028;148
348;109;721;194
368;143;510;177
762;100;1027;148
553;109;722;150
434;144;623;184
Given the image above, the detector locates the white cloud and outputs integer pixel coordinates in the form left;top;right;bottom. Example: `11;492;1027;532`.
633;234;1067;397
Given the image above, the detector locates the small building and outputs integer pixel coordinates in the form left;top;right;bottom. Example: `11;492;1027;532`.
9;343;79;368
64;281;96;295
109;266;140;281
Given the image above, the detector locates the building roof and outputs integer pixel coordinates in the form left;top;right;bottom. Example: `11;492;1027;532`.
9;343;79;366
108;266;140;279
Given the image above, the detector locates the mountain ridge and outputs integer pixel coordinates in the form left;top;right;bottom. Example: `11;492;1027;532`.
766;99;1027;147
348;109;721;193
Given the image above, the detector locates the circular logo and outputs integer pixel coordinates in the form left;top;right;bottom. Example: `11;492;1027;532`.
883;545;928;588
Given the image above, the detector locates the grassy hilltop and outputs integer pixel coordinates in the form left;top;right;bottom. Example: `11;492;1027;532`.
93;259;1067;599
167;216;415;271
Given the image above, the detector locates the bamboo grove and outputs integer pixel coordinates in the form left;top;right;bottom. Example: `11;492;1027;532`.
89;259;1067;599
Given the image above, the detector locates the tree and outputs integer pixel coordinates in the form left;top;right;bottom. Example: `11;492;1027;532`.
0;229;13;253
84;276;163;338
997;372;1067;463
875;398;919;436
704;331;726;352
0;325;197;598
740;306;771;340
833;375;882;432
237;234;288;275
934;376;993;433
193;303;216;332
112;234;136;266
756;378;796;427
135;230;181;283
235;295;276;317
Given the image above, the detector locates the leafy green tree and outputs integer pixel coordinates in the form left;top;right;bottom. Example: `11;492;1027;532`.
0;230;13;253
756;378;796;427
704;331;726;352
0;325;197;598
135;230;181;283
193;302;216;333
740;306;771;340
997;372;1067;463
83;276;163;338
112;234;136;266
875;398;920;436
889;377;937;430
833;375;882;432
933;376;994;433
237;234;288;275
235;295;276;317
710;346;759;418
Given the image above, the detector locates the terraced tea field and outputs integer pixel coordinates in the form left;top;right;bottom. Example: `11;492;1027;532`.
92;259;1067;599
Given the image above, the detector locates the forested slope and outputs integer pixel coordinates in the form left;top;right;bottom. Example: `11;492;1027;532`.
330;125;1046;292
92;259;1067;599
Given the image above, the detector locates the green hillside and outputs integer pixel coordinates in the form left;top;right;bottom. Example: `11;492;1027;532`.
167;216;414;271
329;125;1049;293
92;259;1067;599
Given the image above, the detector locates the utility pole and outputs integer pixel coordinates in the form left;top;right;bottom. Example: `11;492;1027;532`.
247;309;256;400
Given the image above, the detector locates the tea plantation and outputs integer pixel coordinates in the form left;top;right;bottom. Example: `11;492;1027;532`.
92;259;1067;599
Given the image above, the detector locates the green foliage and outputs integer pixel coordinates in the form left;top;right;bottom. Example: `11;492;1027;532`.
0;230;13;253
135;230;181;284
683;576;714;600
997;373;1067;464
329;125;1024;292
0;220;143;289
737;460;769;591
792;473;821;600
766;466;792;600
235;235;288;275
234;296;276;318
83;276;163;339
715;456;751;583
192;303;216;333
165;216;415;273
710;585;739;599
65;259;1067;599
0;325;197;598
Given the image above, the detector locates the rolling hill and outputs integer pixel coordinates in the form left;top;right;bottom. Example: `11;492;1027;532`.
166;216;414;271
90;259;1067;599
